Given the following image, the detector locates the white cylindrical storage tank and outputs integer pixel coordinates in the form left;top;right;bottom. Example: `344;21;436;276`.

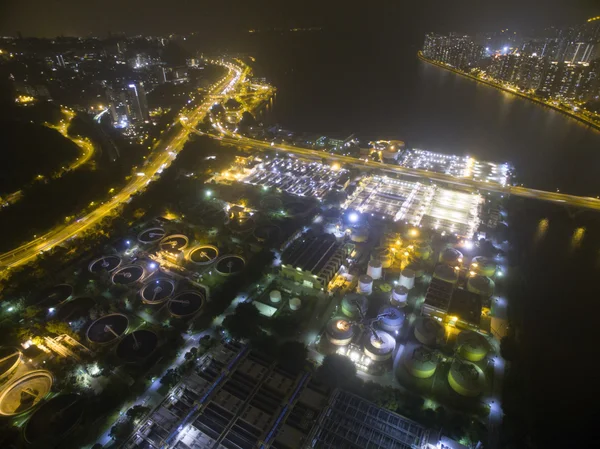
377;306;405;333
391;285;409;307
358;274;373;295
433;264;459;284
269;290;282;303
289;297;301;311
399;268;415;290
363;331;396;362
367;259;382;280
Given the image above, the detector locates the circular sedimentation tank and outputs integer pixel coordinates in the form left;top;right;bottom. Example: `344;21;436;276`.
377;306;405;333
215;255;246;276
439;247;463;266
168;291;205;318
56;297;95;322
448;359;486;397
289;298;301;311
0;370;53;417
399;268;415;290
470;256;497;277
0;347;21;383
341;293;368;318
350;227;369;243
367;259;382;280
433;264;459;284
414;317;444;346
137;227;166;244
88;255;122;274
140;279;175;305
269;290;282;304
372;247;393;268
254;224;281;242
86;313;129;345
29;284;73;308
116;330;159;363
467;275;495;298
363;331;396;362
159;234;189;254
404;346;439;379
414;242;432;260
111;264;145;285
24;393;84;445
457;331;489;362
358;274;373;295
188;245;219;265
326;318;354;346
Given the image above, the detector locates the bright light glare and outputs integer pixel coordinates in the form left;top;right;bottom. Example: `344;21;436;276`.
463;240;474;250
349;212;359;223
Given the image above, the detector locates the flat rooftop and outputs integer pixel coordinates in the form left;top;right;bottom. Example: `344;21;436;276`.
306;389;430;449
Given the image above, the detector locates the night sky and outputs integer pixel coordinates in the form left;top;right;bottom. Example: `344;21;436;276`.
0;0;598;38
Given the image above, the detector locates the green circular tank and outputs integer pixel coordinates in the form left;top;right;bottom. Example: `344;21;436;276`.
448;359;486;397
414;317;444;346
439;247;463;266
457;331;489;362
470;256;497;277
467;275;495;298
341;293;368;318
433;264;458;284
414;242;432;260
404;346;438;378
406;260;425;278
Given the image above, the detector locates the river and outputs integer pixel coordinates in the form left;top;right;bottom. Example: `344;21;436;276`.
234;31;599;447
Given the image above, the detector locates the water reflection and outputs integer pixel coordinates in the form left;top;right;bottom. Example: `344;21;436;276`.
569;227;585;252
533;218;549;245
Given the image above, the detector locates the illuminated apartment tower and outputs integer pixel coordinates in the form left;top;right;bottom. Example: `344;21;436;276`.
126;82;149;122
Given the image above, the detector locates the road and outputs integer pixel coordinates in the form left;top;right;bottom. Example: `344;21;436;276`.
0;60;247;271
199;127;600;211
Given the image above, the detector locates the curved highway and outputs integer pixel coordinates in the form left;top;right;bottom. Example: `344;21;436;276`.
0;60;247;270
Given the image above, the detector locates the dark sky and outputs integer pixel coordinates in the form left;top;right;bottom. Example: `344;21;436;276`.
0;0;598;38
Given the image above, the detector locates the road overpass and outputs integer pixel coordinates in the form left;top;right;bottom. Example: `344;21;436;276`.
195;128;600;212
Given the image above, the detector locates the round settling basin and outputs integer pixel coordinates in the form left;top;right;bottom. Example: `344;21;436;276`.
86;314;129;345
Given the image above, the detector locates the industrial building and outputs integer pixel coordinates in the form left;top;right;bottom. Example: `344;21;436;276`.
241;158;349;199
280;234;350;290
345;177;482;238
127;341;330;449
307;389;433;449
399;149;511;186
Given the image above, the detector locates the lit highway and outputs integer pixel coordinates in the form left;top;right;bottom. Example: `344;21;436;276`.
187;62;600;211
0;60;248;270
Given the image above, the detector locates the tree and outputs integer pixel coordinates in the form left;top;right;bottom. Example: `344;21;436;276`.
277;341;307;374
316;354;357;389
45;320;78;340
109;419;134;442
160;368;181;389
126;405;150;422
222;302;261;340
